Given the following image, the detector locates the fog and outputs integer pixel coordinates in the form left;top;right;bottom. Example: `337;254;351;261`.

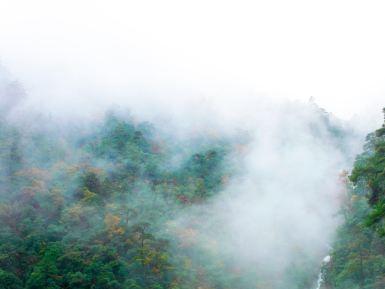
0;1;385;288
0;66;369;288
166;101;362;288
0;0;384;123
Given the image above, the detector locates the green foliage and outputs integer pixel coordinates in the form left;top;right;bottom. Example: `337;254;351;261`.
350;109;385;232
324;108;385;289
0;113;240;289
0;269;22;289
0;108;353;289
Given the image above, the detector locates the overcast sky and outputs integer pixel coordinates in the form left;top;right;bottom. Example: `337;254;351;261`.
0;0;384;123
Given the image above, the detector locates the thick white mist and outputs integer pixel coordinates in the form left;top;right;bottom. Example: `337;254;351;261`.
0;65;376;288
0;1;384;287
170;101;361;286
1;0;385;122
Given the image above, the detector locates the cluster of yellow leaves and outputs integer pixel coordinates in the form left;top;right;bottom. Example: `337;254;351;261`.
49;188;64;208
16;167;50;196
351;194;360;203
81;188;97;203
16;167;50;181
104;213;125;236
64;204;84;223
62;204;93;226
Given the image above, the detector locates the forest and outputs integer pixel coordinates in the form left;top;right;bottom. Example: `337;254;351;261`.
0;99;384;289
0;109;237;289
1;0;384;288
322;109;385;289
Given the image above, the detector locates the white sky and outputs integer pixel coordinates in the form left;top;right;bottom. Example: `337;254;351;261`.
0;0;384;122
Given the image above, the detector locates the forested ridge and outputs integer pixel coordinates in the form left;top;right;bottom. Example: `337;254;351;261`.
0;104;384;289
0;112;237;289
323;108;385;289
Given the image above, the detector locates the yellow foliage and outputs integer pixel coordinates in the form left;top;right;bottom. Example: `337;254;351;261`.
66;164;81;175
81;188;97;203
88;167;105;175
106;203;118;210
16;167;50;181
65;204;83;221
104;213;125;236
49;188;64;207
144;255;153;265
105;213;120;227
351;194;359;203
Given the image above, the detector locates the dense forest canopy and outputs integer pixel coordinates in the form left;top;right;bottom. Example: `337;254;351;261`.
0;0;384;287
0;77;383;289
322;109;385;289
0;105;364;289
0;110;236;289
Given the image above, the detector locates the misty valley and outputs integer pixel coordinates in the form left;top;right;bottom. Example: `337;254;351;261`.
1;79;385;289
1;0;385;287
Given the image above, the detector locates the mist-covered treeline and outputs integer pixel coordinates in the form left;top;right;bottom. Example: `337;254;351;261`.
0;73;376;289
0;0;384;287
0;108;239;289
0;105;360;289
322;109;385;289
